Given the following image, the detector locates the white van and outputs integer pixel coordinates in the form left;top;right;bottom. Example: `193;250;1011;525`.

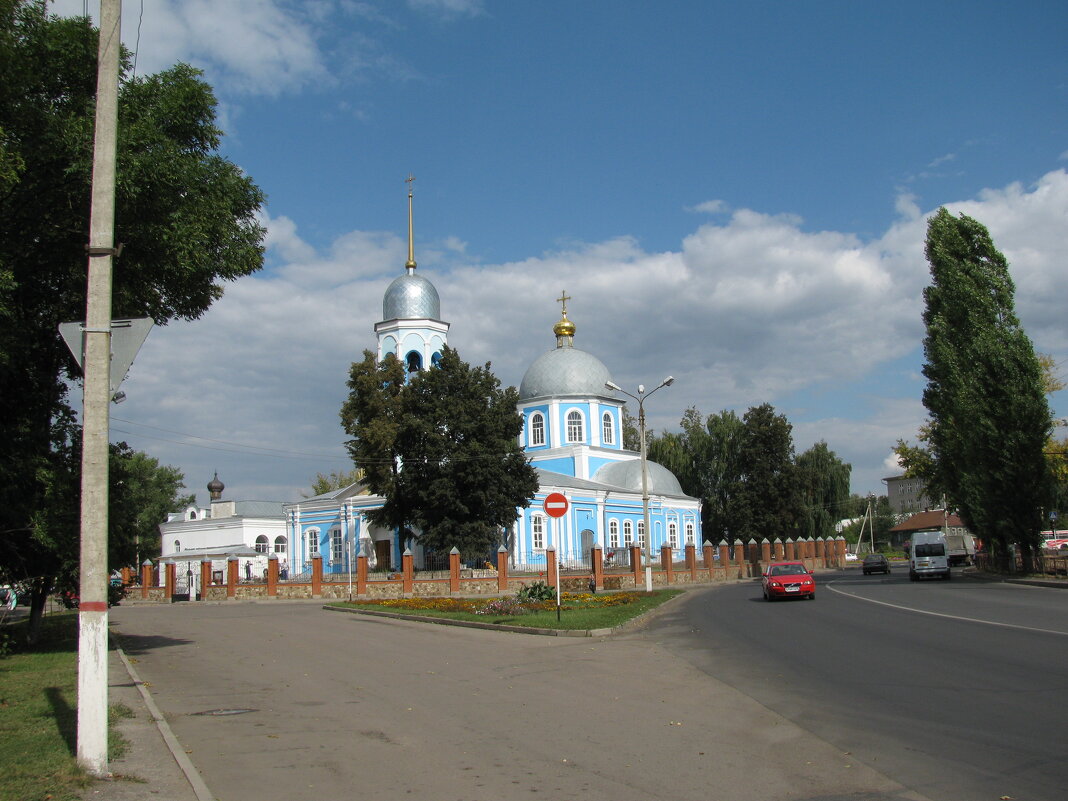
909;530;951;581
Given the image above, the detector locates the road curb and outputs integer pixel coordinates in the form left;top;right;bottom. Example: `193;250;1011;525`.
112;639;217;801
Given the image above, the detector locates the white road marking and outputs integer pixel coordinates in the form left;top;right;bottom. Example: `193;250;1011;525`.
826;580;1068;637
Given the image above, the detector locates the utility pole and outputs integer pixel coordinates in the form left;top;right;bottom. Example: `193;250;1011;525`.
77;0;121;776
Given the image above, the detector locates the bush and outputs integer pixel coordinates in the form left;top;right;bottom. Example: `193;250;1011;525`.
517;581;555;602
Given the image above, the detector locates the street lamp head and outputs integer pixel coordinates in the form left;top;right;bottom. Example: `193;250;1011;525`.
604;380;621;392
662;376;675;387
638;384;645;394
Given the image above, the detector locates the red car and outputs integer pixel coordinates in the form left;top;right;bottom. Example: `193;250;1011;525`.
762;561;815;601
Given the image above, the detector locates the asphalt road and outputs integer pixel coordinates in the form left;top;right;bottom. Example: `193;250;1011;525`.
642;569;1068;801
105;599;928;801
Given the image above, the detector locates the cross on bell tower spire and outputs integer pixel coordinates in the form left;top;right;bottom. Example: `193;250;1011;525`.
405;173;417;272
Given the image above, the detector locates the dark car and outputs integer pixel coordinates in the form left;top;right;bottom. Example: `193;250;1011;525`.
862;553;891;575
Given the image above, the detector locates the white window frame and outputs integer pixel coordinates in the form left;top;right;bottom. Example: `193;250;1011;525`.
685;522;695;545
530;412;545;446
532;516;545;550
566;409;584;443
668;522;678;549
602;411;614;445
331;528;343;564
305;528;320;560
623;520;633;547
255;535;269;554
609;520;619;549
638;520;646;548
173;540;181;553
274;535;287;554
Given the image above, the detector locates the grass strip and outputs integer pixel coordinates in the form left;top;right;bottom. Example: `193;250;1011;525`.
335;589;682;630
0;613;129;801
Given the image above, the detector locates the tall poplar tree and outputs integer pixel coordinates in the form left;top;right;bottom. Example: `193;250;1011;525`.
795;441;851;540
734;403;802;542
921;208;1051;570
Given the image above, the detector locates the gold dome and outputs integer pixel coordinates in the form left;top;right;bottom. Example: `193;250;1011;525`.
553;314;576;338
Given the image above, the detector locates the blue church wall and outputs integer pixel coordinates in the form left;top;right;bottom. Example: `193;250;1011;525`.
530;455;576;475
521;404;551;450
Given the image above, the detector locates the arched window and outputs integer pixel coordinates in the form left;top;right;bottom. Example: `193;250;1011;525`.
685;522;695;545
609;520;619;549
623;520;633;546
274;535;287;554
173;540;181;553
602;411;614;445
530;412;545;446
188;510;197;520
405;350;422;373
431;351;443;367
255;535;269;554
566;410;584;443
531;516;545;550
331;529;343;563
637;520;646;548
668;522;678;549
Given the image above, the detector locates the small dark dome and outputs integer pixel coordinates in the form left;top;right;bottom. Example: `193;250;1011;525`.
207;472;224;500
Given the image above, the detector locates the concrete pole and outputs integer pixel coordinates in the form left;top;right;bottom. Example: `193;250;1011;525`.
77;0;121;777
639;400;653;592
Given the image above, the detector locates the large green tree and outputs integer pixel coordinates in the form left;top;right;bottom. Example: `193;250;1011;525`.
795;441;852;540
341;347;539;558
734;403;802;541
0;1;264;616
919;208;1051;570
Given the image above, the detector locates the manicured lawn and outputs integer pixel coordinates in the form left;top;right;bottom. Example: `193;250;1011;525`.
335;589;683;630
0;613;128;801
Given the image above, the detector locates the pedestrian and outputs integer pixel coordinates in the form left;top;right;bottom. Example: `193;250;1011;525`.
280;559;288;580
244;561;251;581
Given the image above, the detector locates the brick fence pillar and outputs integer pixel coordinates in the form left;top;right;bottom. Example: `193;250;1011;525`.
760;538;772;563
546;546;558;592
497;545;510;593
200;558;212;601
450;547;461;594
164;561;176;601
816;537;826;566
835;536;847;566
661;544;674;585
590;545;603;592
402;548;414;595
356;554;368;596
140;560;152;600
226;557;238;599
732;540;744;566
311;554;323;597
702;541;715;580
785;538;795;561
268;554;279;597
685;543;697;581
773;538;784;561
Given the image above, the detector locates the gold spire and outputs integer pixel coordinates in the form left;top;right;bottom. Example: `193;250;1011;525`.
405;173;416;272
553;289;576;346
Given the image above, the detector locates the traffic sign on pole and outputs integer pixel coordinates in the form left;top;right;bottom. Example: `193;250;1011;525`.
543;492;569;518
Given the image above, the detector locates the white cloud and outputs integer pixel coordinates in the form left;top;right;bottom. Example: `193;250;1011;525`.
116;169;1068;503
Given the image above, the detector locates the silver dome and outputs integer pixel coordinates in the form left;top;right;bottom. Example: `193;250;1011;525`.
519;347;613;400
593;459;685;496
382;272;440;320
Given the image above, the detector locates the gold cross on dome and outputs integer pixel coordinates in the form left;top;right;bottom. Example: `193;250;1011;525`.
557;290;571;315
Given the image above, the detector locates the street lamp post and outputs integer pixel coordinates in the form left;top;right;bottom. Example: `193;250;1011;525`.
605;376;674;592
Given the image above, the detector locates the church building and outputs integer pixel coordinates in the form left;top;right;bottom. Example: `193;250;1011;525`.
280;185;702;572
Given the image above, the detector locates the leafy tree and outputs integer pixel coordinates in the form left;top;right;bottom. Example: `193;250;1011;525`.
920;208;1051;570
0;1;265;621
306;467;366;497
109;443;194;565
1;439;192;640
621;405;641;451
734;403;802;542
341;346;539;558
647;407;748;543
339;351;407;532
795;441;852;540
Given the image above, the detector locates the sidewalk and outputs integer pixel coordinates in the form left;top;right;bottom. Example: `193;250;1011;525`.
80;643;210;801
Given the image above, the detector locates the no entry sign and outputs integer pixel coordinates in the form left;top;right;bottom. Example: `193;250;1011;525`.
543;492;569;518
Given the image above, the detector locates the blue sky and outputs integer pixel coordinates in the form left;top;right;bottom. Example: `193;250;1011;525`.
54;0;1068;506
